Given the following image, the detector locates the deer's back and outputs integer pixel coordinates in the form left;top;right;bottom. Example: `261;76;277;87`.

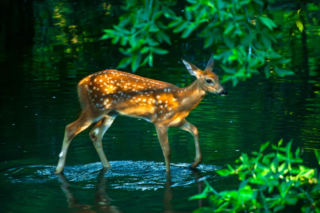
78;70;180;123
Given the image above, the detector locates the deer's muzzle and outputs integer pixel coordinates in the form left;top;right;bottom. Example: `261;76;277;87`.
219;90;228;96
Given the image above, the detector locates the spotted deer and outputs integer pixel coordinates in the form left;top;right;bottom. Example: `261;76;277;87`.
55;54;228;173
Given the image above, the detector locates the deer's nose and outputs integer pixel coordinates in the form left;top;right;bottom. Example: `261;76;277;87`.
219;90;228;96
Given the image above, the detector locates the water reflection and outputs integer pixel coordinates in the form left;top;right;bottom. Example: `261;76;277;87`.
1;161;220;212
58;168;121;213
57;166;206;212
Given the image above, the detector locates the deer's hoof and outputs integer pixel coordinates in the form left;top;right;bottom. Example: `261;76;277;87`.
187;165;200;171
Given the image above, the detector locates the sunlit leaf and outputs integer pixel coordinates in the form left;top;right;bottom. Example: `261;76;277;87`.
296;16;304;32
217;169;231;176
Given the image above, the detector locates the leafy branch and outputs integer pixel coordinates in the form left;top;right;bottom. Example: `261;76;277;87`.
101;0;296;86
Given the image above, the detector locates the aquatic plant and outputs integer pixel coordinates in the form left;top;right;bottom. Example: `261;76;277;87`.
190;140;320;212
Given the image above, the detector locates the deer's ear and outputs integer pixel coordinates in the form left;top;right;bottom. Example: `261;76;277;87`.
204;53;214;72
181;59;201;77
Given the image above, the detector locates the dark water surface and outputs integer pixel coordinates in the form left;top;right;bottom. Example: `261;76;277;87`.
1;1;320;213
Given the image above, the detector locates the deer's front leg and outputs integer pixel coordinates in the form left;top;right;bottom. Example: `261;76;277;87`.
155;124;171;172
178;120;202;168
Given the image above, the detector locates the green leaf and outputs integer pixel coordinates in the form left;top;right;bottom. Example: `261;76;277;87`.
161;32;171;44
224;36;235;48
295;147;301;158
221;65;236;74
264;65;270;78
260;141;270;152
232;77;238;87
274;67;295;77
141;46;149;54
285;140;292;156
111;36;120;44
259;16;277;30
100;34;112;40
147;38;159;47
168;18;182;28
239;179;249;190
156;31;171;44
274;205;285;212
173;21;189;33
204;36;213;48
261;34;271;48
117;57;131;69
185;8;192;20
152;11;163;20
150;47;168;55
148;53;153;67
120;37;128;46
315;150;320;165
141;56;149;66
224;23;235;35
181;23;196;38
241;33;255;46
150;23;159;32
189;182;215;200
113;25;130;34
131;53;141;72
217;169;231;176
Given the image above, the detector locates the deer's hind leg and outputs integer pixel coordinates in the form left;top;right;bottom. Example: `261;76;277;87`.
89;114;117;168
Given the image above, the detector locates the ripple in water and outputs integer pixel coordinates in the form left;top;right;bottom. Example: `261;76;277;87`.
2;161;222;191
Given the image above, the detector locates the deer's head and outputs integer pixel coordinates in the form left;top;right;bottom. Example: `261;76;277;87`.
182;54;228;96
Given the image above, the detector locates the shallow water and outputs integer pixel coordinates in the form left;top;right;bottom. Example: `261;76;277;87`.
1;1;320;212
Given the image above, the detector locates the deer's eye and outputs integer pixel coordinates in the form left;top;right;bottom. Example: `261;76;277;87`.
206;79;214;84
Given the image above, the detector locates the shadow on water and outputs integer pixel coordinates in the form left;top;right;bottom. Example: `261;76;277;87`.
1;161;222;212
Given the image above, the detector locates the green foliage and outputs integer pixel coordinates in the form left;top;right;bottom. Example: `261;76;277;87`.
101;0;298;85
190;140;320;212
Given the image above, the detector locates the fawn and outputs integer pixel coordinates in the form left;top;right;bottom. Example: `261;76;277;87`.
55;54;228;173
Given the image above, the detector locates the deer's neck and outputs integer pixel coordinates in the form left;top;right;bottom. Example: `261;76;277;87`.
176;80;206;111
